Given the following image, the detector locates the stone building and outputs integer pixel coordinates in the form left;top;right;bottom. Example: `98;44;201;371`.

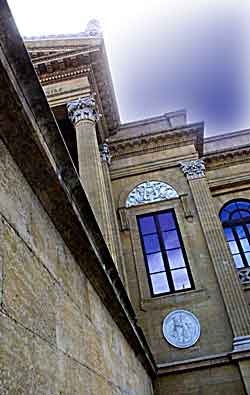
1;1;250;394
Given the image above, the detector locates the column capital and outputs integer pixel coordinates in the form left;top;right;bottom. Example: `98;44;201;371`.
67;95;100;125
180;159;205;179
100;143;112;165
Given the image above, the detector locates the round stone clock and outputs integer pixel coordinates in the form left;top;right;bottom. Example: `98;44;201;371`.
162;310;201;349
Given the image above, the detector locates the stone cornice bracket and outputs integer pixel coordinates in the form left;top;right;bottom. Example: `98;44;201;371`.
180;159;205;179
100;142;112;165
67;95;100;125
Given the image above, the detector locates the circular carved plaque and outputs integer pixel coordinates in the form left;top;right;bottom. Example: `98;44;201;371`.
162;310;200;349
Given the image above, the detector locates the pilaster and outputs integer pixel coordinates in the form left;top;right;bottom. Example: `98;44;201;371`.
100;143;129;289
180;159;250;346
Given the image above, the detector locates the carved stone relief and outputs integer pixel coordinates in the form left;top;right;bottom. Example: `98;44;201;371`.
100;143;111;165
180;159;205;179
163;310;201;348
126;181;178;208
67;95;100;124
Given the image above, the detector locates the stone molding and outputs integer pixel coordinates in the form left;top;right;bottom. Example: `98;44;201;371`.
67;95;100;124
100;142;111;165
109;123;204;159
158;348;250;375
180;159;205;179
204;146;250;169
40;67;90;84
157;352;230;375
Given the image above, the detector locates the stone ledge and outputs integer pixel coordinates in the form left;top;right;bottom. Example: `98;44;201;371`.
157;348;250;376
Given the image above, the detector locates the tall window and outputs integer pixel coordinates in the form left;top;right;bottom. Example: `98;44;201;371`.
220;200;250;269
137;210;194;296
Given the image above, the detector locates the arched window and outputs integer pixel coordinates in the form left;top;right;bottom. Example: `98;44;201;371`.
220;200;250;269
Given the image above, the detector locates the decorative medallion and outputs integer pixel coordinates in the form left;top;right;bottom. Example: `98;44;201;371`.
162;310;200;348
126;181;178;208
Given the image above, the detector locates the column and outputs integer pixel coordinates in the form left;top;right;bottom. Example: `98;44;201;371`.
180;159;250;350
67;96;114;261
100;143;129;289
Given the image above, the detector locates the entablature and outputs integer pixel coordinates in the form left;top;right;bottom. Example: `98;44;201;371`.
25;29;120;137
109;122;204;160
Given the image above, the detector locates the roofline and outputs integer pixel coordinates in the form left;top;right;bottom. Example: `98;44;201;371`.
204;128;250;143
118;109;187;130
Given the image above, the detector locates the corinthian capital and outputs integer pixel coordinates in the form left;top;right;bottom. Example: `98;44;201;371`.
180;159;205;179
100;143;111;165
67;95;100;125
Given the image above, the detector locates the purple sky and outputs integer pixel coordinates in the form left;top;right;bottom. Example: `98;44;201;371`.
8;0;250;136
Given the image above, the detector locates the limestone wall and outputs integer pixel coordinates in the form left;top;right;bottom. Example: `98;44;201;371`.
0;139;153;395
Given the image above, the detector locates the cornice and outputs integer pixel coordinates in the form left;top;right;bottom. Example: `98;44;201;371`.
110;153;197;180
204;145;250;169
109;123;204;159
25;39;120;133
40;67;90;84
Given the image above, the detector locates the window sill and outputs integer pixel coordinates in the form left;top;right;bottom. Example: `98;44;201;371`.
140;288;209;312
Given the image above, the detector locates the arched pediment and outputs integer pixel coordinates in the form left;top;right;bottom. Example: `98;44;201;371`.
126;181;178;208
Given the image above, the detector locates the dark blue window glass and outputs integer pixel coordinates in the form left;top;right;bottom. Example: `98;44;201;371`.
143;234;160;254
220;200;250;270
157;212;175;231
139;216;156;235
137;210;194;296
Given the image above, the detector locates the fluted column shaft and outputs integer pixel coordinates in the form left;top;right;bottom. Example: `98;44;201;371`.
181;160;250;341
67;96;114;263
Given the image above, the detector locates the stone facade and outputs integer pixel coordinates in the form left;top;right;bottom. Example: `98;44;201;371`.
0;140;153;395
1;0;250;393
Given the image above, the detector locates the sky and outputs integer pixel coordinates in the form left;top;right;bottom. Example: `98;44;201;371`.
7;0;250;136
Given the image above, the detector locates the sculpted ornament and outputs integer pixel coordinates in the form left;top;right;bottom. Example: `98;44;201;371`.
67;95;100;124
163;310;201;349
84;19;102;36
126;181;178;208
180;159;205;179
100;143;111;165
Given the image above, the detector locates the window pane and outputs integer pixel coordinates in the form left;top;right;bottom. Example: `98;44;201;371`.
163;230;180;250
167;248;185;269
147;253;165;273
228;241;239;254
233;254;244;268
247;224;250;233
239;210;250;219
245;253;250;266
172;268;191;291
231;211;241;220
143;234;160;253
220;210;229;222
151;272;169;294
236;201;250;210
157;212;175;231
224;227;234;241
241;238;250;252
226;202;238;212
235;226;245;239
139;216;156;235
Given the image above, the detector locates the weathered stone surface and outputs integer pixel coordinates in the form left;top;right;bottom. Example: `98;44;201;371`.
0;131;152;394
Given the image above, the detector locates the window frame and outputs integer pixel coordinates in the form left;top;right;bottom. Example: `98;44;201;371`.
220;199;250;269
137;209;195;297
